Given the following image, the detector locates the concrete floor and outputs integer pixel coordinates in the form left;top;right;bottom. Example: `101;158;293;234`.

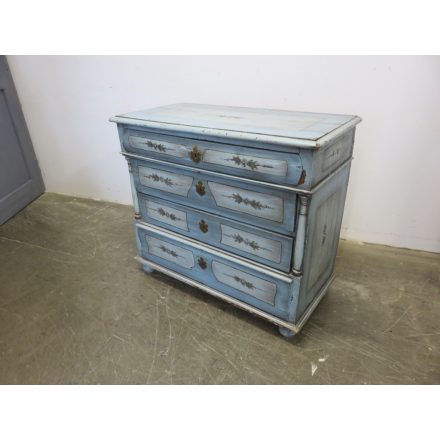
0;193;439;384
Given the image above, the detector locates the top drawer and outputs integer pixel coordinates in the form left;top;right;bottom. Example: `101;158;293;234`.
120;127;304;186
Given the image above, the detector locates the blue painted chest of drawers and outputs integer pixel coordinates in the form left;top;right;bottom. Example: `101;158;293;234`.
111;103;361;337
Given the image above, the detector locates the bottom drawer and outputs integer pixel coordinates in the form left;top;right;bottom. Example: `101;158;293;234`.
135;222;297;320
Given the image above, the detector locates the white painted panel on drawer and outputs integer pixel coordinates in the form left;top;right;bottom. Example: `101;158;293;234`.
139;166;193;196
145;236;195;268
208;182;284;222
212;261;276;305
220;224;282;263
129;136;186;157
145;200;188;230
203;150;288;177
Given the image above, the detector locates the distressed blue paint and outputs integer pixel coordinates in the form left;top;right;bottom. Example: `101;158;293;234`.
293;196;309;272
295;164;352;320
143;264;154;274
137;192;293;272
113;103;356;145
121;127;304;185
135;223;294;320
112;103;361;337
129;157;297;235
115;109;358;191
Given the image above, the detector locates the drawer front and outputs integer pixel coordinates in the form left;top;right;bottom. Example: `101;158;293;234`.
122;128;304;185
131;158;296;234
135;223;295;319
137;193;294;272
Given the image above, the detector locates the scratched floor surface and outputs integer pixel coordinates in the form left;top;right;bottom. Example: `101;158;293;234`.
0;193;439;384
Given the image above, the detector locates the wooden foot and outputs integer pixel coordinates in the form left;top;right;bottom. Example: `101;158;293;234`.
278;326;295;338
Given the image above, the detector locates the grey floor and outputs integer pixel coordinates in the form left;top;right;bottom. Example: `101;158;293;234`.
0;193;439;384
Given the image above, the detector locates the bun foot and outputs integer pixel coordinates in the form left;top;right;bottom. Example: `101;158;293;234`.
278;326;295;338
143;264;154;274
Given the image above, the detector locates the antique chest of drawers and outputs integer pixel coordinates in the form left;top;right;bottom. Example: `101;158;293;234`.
110;103;361;337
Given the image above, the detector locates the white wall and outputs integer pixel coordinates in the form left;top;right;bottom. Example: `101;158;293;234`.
7;56;440;253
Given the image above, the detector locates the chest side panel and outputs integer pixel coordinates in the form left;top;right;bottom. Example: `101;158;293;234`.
311;129;355;186
307;190;341;286
296;165;351;320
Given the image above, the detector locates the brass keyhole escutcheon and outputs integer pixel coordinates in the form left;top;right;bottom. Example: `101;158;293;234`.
199;220;208;233
189;146;203;163
198;257;207;269
195;180;205;196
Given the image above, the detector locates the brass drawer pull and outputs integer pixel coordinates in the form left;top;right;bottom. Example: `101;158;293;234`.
199;220;208;233
189;146;203;163
198;257;207;269
195;181;205;196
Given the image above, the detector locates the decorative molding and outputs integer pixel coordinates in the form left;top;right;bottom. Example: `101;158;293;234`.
126;159;140;218
293;195;311;273
298;195;310;215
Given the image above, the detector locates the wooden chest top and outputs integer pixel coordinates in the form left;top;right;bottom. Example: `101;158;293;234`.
111;103;361;149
